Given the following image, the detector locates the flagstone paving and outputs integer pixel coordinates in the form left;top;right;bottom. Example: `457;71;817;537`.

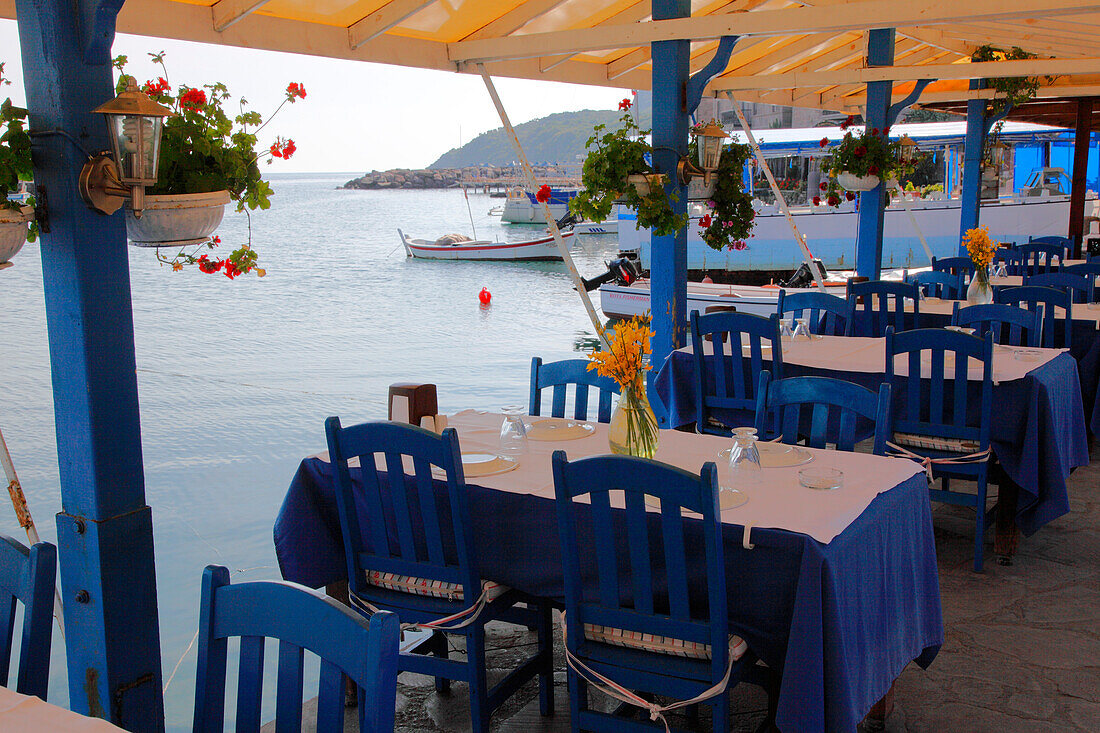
292;442;1099;732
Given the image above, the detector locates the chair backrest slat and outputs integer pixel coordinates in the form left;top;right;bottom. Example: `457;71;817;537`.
658;499;691;621
235;635;265;732
385;451;419;562
0;535;56;700
194;566;400;733
994;285;1073;348
622;492;654;616
589;490;621;609
530;357;621;423
1016;241;1064;277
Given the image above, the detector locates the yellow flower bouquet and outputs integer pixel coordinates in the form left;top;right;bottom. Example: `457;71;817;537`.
587;314;660;458
963;226;996;285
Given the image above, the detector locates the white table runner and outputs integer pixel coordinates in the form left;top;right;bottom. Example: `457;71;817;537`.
0;688;125;732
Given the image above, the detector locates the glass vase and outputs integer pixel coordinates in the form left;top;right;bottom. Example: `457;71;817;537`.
608;378;660;459
966;266;993;305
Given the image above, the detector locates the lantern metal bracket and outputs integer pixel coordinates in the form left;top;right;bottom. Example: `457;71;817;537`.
78;152;129;216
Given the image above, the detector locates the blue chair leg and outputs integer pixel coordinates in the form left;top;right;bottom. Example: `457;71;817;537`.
433;631;451;694
711;688;729;733
537;602;554;716
467;626;491;733
974;480;988;573
568;668;588;731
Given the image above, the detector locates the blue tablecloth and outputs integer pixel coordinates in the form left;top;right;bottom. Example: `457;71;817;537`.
275;455;942;733
656;348;1090;536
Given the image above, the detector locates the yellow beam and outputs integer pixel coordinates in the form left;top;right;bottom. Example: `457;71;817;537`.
348;0;438;50
449;0;1100;63
461;0;572;43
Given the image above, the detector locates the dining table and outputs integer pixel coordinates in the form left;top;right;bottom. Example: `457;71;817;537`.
655;333;1091;547
0;687;126;731
274;410;944;733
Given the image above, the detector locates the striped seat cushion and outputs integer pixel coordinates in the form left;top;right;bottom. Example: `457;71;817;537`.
364;571;507;603
583;624;748;661
893;432;981;454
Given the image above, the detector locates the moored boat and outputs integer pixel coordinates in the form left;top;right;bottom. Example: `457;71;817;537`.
600;280;848;319
399;229;572;261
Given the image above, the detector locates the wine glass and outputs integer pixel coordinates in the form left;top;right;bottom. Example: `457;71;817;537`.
499;406;529;457
727;427;762;489
792;317;812;341
779;318;795;341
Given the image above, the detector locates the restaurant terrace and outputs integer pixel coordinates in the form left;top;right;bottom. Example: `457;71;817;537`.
0;1;1099;731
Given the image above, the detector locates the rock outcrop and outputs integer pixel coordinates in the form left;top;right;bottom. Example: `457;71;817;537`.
342;164;573;190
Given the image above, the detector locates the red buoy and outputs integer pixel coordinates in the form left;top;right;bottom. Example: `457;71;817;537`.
701;274;713;284
479;287;491;304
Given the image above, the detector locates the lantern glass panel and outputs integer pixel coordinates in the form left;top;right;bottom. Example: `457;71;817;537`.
698;136;723;171
107;113;162;185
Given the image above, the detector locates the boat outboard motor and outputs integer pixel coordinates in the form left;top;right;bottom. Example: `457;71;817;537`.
782;259;827;288
581;256;640;292
555;211;579;229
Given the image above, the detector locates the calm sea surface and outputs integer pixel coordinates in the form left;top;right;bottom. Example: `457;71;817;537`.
0;173;619;728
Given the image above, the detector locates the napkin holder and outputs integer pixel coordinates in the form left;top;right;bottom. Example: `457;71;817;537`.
419;414;449;433
388;383;437;427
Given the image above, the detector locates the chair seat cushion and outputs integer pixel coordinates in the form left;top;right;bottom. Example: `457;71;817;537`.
893;431;981;454
583;623;748;661
365;571;507;603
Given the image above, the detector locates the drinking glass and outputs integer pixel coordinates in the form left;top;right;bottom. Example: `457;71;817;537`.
779;319;795;341
499;406;529;457
993;261;1008;279
792;317;812;341
727;427;762;489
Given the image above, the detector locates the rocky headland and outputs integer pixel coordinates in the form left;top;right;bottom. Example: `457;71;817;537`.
341;164;574;190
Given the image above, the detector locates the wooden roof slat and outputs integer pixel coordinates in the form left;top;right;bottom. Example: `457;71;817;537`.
211;0;271;33
349;0;438;49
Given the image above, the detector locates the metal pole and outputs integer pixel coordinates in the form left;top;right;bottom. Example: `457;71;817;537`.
724;92;825;291
959;80;988;246
477;65;608;348
855;28;896;279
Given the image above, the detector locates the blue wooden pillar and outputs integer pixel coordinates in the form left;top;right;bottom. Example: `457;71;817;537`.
854;28;895;279
649;0;690;391
15;0;165;728
959;80;988;246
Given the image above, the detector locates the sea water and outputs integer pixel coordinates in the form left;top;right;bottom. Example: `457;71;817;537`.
0;173;619;728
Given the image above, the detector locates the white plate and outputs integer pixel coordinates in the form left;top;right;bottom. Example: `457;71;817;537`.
434;453;520;479
719;443;814;468
526;418;596;441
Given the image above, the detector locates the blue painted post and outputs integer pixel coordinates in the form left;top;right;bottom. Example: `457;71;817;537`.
14;1;165;728
854;28;895;279
649;0;690;413
959;80;987;246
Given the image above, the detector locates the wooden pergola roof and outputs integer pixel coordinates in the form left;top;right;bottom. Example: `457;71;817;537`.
4;0;1100;110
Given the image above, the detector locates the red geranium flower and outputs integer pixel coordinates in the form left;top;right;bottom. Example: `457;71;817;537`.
812;196;821;206
211;236;221;245
868;164;880;175
196;255;223;274
872;127;880;135
828;194;841;206
618;98;632;111
269;137;296;159
854;146;866;157
699;213;713;228
142;78;170;97
180;87;207;111
845;191;856;201
286;82;307;100
819;182;827;191
535;185;552;203
882;126;890;137
819;138;829;148
731;241;748;251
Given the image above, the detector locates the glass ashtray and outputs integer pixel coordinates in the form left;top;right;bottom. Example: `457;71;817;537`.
798;466;844;490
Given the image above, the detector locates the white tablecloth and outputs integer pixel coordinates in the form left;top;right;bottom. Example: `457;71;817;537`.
0;688;125;732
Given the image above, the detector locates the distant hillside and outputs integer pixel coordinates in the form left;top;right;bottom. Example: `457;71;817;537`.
431;109;643;168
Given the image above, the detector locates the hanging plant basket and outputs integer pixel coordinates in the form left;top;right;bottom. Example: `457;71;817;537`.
125;190;231;247
0;206;34;265
626;173;666;197
686;176;716;201
837;172;881;192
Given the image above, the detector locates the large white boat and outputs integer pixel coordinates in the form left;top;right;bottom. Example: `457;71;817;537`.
498;186;580;223
600;280;849;319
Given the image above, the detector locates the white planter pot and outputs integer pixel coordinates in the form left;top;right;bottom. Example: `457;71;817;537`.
0;206;33;264
125;190;231;247
837;172;881;192
626;174;666;197
686;176;716;200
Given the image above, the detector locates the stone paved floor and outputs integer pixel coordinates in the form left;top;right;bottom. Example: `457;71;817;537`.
298;442;1100;733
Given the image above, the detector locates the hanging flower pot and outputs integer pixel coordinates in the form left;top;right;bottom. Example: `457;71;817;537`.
0;206;34;265
125;190;231;247
626;173;666;197
837;172;881;192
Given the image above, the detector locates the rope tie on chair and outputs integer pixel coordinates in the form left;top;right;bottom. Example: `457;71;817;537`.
560;612;737;733
886;441;991;483
349;582;493;632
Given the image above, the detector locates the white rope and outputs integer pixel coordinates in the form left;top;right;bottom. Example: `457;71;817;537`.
477;65;609;349
723;92;825;292
886;441;991;482
561;612;737;733
349;582;494;632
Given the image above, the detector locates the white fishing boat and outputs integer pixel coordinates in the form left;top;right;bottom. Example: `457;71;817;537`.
499;186;580;223
600;280;848;319
399;229;572;261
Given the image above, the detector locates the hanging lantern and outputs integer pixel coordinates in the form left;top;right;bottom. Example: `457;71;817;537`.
679;120;728;186
79;78;173;217
897;135;919;164
988;140;1010;168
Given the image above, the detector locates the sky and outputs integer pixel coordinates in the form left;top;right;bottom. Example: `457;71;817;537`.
0;20;629;173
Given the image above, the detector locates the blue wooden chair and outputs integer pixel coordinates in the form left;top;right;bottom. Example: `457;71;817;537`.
905;270;961;300
1026;272;1094;304
1061;262;1100;303
930;255;975;285
1027;235;1072;258
995;285;1074;348
1013;242;1063;277
885;328;996;572
0;534;55;700
846;280;919;337
689;310;783;436
992;247;1020;276
951;302;1042;347
753;372;892;454
776;289;850;336
551;452;751;733
325;418;554;733
530;357;620;423
193;565;399;733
